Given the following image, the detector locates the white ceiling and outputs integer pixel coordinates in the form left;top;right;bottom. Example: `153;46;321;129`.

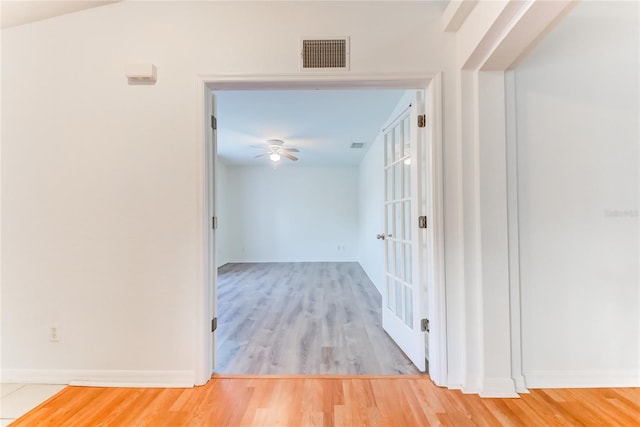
1;1;119;29
216;89;406;166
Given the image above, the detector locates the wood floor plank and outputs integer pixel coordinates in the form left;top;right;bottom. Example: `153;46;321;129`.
11;377;640;426
216;262;420;375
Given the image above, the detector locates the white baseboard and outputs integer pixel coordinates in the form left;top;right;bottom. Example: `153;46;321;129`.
1;369;195;388
357;261;382;296
513;374;529;394
461;374;482;394
479;377;519;398
524;370;640;388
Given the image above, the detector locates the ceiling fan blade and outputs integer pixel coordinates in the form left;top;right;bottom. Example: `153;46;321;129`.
280;152;299;161
254;153;269;158
282;148;299;152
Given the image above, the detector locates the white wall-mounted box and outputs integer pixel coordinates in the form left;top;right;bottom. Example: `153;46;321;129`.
125;63;157;83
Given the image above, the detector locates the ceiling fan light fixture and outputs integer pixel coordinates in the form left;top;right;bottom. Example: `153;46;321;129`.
253;139;298;162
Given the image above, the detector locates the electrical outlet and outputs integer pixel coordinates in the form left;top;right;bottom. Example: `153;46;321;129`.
49;325;60;342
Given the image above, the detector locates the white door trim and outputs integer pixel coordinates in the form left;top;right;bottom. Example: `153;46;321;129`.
194;73;446;386
426;72;447;386
504;70;527;393
194;80;214;385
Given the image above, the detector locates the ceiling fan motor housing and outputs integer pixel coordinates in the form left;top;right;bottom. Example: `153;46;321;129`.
267;139;284;147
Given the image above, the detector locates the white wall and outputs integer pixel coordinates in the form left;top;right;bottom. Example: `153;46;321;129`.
222;165;358;263
0;1;447;384
514;0;639;387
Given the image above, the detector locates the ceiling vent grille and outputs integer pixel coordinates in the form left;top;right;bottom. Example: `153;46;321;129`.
301;38;350;71
350;142;365;149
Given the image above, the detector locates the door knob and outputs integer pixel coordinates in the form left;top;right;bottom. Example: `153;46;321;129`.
377;233;392;240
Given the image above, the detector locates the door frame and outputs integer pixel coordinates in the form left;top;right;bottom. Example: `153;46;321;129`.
194;73;446;386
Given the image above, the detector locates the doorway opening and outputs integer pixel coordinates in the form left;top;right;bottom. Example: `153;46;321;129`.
214;88;418;375
196;75;446;386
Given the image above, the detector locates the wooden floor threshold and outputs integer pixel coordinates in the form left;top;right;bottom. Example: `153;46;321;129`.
212;373;429;380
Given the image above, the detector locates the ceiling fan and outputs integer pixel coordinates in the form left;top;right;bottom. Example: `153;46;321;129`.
253;139;299;162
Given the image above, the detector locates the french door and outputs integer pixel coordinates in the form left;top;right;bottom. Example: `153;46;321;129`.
381;92;427;371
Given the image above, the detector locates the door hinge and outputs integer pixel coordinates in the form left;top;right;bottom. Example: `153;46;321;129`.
212;216;218;229
211;115;217;130
418;114;426;128
211;317;217;332
418;216;428;229
421;318;430;332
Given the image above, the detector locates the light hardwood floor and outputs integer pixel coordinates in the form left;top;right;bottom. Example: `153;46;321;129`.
216;262;419;375
11;376;640;426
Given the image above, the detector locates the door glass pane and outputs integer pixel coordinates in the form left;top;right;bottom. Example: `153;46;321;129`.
394;164;401;202
387;276;393;309
394;125;402;161
387;204;393;233
384;169;389;201
385;134;393;166
403;116;411;153
403;160;411;198
387;241;393;277
395;280;403;317
405;244;412;284
395;238;403;278
392;131;397;163
404;201;411;242
405;286;413;327
386;168;393;202
395;202;403;241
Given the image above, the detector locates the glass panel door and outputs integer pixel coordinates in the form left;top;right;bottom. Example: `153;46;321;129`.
381;94;426;371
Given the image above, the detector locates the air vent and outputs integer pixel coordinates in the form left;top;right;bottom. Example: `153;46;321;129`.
301;37;350;70
350;142;365;149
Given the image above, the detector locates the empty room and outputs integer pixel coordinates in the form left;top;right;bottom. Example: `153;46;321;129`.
1;0;638;425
